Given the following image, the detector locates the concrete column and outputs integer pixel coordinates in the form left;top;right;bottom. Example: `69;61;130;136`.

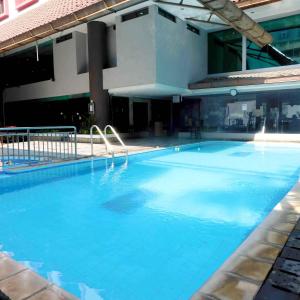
0;88;4;127
87;21;110;129
129;99;134;126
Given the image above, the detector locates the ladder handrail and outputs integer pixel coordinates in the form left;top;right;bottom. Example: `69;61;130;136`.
90;125;114;157
104;125;128;156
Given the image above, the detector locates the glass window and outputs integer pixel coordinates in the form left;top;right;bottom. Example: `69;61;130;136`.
158;7;176;23
0;0;4;14
0;0;8;21
200;89;300;134
208;14;300;73
247;14;300;69
208;29;242;74
121;8;149;22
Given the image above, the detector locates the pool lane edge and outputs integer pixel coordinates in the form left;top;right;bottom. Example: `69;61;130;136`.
191;181;300;300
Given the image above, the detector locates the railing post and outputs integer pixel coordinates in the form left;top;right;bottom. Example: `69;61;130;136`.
74;128;77;159
27;129;31;161
0;126;79;167
90;129;94;157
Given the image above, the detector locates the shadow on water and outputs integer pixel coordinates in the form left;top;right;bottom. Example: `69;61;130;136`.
102;189;155;214
229;151;252;157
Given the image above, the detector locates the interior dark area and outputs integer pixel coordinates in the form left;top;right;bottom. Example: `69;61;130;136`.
0;41;54;88
4;97;90;131
111;97;129;133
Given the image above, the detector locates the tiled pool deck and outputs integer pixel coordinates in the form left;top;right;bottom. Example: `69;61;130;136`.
1;140;300;300
0;255;77;300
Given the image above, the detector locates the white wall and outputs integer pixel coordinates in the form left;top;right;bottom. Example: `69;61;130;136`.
103;5;207;93
4;31;89;103
4;5;208;103
104;6;157;89
155;8;207;88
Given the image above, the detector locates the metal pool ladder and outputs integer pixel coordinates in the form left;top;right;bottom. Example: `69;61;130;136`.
90;125;128;159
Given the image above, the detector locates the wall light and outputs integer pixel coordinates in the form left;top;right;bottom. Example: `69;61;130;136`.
230;89;238;97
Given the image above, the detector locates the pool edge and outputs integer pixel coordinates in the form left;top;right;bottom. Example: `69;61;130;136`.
0;254;79;300
191;181;300;300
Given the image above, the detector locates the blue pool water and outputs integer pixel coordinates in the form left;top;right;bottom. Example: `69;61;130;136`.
0;141;299;300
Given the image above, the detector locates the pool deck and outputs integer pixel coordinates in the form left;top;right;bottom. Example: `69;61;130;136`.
0;255;77;300
1;139;300;300
76;137;197;157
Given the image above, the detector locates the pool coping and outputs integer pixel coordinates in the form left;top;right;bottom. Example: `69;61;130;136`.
191;181;300;300
1;141;202;175
0;254;78;300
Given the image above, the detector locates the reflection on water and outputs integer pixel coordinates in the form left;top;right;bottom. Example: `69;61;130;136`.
47;270;62;286
79;284;104;300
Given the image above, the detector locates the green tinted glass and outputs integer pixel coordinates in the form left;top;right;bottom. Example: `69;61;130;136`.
208;14;300;73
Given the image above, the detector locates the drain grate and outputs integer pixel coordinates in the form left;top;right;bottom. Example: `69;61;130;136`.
255;216;300;299
269;270;300;294
274;258;300;276
287;239;300;249
281;247;300;262
289;230;300;240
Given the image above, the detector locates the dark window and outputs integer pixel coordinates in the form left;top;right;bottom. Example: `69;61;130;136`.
56;33;73;44
121;8;148;22
0;0;8;21
0;0;4;14
158;7;176;23
187;24;200;35
0;41;54;88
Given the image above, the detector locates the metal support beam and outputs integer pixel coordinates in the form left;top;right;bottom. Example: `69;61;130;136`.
242;35;247;71
185;17;228;26
154;0;209;10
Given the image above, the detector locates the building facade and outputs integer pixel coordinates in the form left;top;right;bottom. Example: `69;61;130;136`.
1;0;300;137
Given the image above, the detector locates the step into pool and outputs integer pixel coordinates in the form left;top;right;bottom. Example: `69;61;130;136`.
0;141;299;300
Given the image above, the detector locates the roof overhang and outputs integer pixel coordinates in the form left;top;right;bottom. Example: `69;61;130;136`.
0;0;146;54
232;0;281;9
189;67;300;90
198;0;273;47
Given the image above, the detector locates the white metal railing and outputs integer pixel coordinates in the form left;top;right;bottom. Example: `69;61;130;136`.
104;125;128;157
90;125;114;157
90;125;128;158
0;126;77;168
261;116;266;133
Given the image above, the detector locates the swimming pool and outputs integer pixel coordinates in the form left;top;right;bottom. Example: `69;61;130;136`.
0;141;299;300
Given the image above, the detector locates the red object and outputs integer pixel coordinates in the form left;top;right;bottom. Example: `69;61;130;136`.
15;0;38;11
0;0;9;22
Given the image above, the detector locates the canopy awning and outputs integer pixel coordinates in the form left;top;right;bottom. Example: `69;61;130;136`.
198;0;273;47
